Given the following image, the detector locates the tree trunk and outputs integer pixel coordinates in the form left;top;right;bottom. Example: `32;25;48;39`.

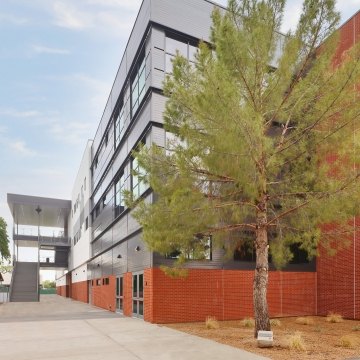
253;203;270;338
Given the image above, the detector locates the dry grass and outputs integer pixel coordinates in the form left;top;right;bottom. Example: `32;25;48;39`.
295;317;314;325
339;335;357;348
286;331;306;351
270;318;281;327
167;316;360;360
205;316;219;329
241;317;255;328
326;312;343;323
352;325;360;331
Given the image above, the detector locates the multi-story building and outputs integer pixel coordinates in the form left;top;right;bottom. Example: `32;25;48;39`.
8;0;360;322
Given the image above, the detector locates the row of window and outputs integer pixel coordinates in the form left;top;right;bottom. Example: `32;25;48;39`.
92;278;110;286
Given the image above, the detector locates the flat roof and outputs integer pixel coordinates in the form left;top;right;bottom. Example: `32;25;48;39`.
7;193;71;228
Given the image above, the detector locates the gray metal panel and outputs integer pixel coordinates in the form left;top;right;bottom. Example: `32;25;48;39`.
126;0;151;72
151;0;217;42
150;126;165;147
151;92;166;124
152;27;165;50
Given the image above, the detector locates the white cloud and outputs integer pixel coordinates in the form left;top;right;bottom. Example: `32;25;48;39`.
0;13;28;26
9;141;37;157
49;120;93;145
0;109;41;118
49;0;142;37
52;1;91;30
32;44;70;55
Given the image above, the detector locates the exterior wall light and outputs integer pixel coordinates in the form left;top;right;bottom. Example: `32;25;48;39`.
117;254;122;259
135;246;141;252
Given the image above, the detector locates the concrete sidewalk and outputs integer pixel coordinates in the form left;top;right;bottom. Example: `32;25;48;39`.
0;295;269;360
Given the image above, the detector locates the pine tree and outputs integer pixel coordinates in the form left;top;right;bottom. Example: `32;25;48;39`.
128;0;360;337
0;218;10;260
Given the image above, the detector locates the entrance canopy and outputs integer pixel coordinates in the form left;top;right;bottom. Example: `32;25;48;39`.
7;193;71;228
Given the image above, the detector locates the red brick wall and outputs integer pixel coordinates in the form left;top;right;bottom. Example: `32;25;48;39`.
91;275;116;312
317;219;360;319
316;11;360;320
56;285;67;297
70;280;88;303
146;268;317;324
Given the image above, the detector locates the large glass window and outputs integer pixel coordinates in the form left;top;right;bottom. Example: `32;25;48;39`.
132;157;148;199
115;106;125;148
115;172;126;217
131;57;146;116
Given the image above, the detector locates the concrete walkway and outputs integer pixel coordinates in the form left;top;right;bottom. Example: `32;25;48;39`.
0;295;269;360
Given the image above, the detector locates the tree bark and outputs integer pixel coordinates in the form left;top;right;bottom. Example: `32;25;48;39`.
253;200;270;338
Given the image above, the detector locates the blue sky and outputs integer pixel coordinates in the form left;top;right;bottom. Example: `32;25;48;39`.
1;0;360;250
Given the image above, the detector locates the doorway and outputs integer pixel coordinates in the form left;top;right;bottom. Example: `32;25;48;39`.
132;272;144;318
115;276;124;313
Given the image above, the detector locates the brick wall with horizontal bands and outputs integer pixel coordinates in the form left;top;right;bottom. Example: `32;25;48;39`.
146;268;316;323
315;7;360;321
56;285;66;297
317;218;360;319
91;275;116;312
70;280;88;303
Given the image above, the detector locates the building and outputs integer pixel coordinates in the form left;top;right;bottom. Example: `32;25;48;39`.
7;0;360;322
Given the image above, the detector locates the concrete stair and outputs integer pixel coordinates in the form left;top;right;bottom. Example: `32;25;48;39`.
10;262;39;302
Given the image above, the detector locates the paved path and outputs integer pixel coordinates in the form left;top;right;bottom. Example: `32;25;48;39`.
0;295;269;360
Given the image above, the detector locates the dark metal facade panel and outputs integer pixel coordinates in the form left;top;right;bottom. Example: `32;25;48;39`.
112;242;128;275
127;233;152;272
101;252;113;276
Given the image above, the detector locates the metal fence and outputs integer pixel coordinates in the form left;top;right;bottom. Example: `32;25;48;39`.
0;285;10;303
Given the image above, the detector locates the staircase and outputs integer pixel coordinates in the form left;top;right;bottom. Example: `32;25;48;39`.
10;262;39;302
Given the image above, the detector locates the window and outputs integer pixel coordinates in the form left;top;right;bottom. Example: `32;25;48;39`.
165;33;198;74
132;157;148;199
85;217;89;230
115;172;126;217
84;177;86;191
96;279;101;286
131;55;146;116
104;131;109;146
234;239;255;262
95;203;100;218
166;236;212;260
115;105;125;148
103;278;109;285
102;195;107;209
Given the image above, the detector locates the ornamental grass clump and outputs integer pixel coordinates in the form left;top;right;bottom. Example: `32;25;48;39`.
205;316;219;330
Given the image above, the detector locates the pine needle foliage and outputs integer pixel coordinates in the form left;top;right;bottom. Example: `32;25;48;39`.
0;218;10;260
128;0;360;336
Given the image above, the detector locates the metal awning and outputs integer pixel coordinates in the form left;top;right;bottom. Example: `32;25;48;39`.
7;193;71;228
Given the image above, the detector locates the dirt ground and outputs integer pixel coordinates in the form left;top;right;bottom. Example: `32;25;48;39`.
166;316;360;360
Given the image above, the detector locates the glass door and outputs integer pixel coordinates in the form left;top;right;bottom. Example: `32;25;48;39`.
116;276;124;313
132;272;144;318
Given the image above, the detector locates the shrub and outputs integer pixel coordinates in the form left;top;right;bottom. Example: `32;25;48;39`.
339;335;357;348
241;317;255;328
295;317;314;325
270;319;281;327
352;325;360;331
287;332;306;351
205;316;219;329
326;312;343;323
